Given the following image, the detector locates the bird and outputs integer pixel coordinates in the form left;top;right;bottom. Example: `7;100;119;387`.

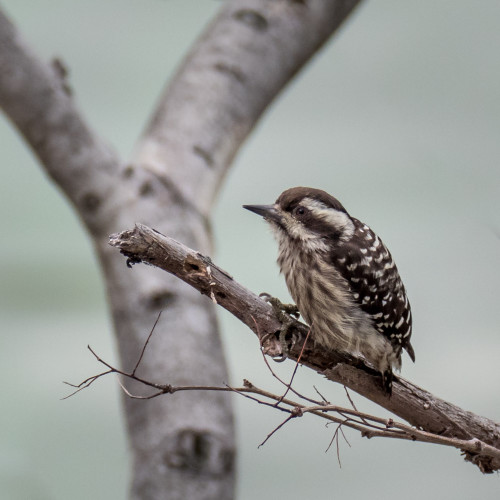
243;186;415;394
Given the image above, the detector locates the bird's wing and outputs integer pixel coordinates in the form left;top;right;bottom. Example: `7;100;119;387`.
330;218;413;358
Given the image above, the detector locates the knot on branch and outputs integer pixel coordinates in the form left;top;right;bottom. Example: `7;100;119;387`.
462;450;495;474
162;429;235;476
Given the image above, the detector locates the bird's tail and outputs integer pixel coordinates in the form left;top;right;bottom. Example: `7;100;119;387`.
405;341;416;363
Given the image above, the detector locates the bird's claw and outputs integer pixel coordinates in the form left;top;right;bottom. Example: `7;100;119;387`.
259;293;300;318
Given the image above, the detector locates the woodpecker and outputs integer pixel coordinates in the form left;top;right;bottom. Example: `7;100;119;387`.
243;186;415;394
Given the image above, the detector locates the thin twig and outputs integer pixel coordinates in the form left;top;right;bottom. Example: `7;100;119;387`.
118;379;165;400
344;386;358;412
64;328;500;468
132;311;162;376
61;369;113;399
258;414;296;448
313;385;329;404
276;326;312;405
343;386;370;427
226;384;293;415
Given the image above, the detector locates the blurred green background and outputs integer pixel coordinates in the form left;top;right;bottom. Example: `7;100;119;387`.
1;1;499;498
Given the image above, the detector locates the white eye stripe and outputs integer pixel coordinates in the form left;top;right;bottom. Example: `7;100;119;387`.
301;198;355;240
300;198;328;211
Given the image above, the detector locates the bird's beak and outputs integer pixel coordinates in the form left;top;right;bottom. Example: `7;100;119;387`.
243;204;282;224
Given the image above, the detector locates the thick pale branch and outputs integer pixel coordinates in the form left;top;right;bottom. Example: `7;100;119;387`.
133;0;362;213
0;8;121;235
109;223;500;473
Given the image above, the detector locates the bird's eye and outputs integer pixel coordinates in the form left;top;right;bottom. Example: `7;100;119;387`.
294;206;306;217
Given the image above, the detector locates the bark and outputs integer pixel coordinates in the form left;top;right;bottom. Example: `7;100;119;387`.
133;0;361;213
0;1;362;498
110;224;500;474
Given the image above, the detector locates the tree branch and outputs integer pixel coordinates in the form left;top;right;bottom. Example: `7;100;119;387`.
66;312;500;473
109;223;500;473
0;8;121;235
132;0;361;214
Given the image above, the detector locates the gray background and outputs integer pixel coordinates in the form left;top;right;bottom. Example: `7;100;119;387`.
1;1;499;498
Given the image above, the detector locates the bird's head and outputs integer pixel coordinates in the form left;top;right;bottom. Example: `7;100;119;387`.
243;187;355;251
